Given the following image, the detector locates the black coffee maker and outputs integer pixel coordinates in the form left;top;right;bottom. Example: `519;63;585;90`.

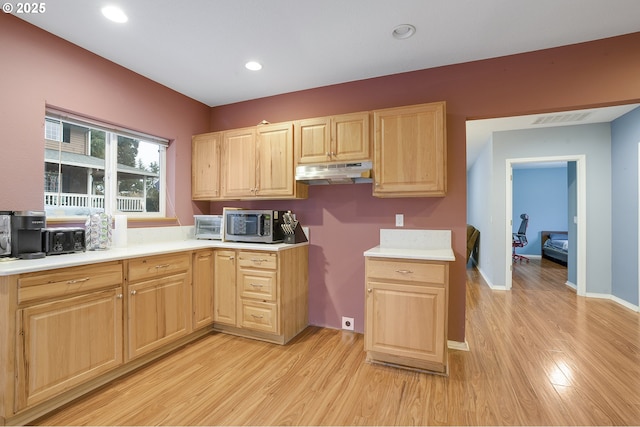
11;210;46;259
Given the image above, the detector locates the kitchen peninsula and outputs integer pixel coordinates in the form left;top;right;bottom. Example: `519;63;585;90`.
364;229;454;374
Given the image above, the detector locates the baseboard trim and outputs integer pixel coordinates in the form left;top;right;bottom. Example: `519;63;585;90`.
586;292;640;312
448;340;470;351
475;265;507;290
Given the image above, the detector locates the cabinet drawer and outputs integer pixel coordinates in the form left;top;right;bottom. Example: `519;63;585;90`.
366;258;446;285
18;262;123;304
239;269;277;301
128;253;191;282
239;300;278;334
237;251;277;270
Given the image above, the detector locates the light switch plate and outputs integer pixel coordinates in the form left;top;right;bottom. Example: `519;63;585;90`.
395;214;404;227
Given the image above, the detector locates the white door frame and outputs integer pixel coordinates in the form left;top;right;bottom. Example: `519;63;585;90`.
505;155;587;295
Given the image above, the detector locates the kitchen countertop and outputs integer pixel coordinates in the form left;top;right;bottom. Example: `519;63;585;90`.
0;231;308;276
363;229;455;261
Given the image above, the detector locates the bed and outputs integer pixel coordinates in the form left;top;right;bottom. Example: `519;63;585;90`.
541;230;568;265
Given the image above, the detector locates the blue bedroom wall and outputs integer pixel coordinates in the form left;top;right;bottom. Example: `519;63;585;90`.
611;106;640;306
513;167;568;255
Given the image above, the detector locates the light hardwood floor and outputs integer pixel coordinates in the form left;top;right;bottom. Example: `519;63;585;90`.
34;258;640;425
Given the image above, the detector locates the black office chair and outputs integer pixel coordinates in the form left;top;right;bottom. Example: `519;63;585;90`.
512;213;529;263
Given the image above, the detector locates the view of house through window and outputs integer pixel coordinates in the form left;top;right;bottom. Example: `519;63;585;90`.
44;112;167;218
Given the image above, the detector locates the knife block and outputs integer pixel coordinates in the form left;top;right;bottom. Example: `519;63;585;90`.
283;224;308;244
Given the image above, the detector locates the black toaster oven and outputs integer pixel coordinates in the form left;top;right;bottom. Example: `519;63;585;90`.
42;227;86;255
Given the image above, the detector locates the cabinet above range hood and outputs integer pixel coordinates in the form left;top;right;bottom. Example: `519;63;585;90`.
295;161;373;185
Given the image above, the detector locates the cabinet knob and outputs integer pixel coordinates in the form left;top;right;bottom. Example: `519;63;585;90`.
367;288;372;293
116;294;123;299
130;290;137;295
229;256;235;261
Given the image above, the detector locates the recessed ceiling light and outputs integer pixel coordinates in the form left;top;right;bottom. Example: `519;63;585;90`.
245;61;262;71
101;5;128;23
392;24;416;40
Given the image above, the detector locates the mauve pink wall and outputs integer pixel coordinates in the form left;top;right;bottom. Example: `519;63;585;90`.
2;11;639;342
0;14;211;221
210;33;640;340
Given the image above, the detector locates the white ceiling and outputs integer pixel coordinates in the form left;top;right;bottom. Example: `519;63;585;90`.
17;0;640;168
17;0;640;108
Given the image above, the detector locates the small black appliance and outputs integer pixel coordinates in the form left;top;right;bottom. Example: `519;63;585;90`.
11;210;46;259
42;227;86;255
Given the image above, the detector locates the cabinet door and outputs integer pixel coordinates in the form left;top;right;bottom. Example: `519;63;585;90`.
191;132;222;200
127;273;189;360
365;281;445;365
295;114;370;164
256;122;294;197
332;112;370;161
213;250;236;326
222;128;257;198
373;102;446;197
193;249;214;330
15;288;123;410
294;117;331;164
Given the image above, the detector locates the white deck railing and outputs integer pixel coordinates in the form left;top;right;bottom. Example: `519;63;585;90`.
44;192;145;212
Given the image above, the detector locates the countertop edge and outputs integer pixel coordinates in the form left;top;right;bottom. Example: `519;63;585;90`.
363;246;456;262
0;240;309;276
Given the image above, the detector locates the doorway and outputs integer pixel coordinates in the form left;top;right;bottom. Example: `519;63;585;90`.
505;155;586;295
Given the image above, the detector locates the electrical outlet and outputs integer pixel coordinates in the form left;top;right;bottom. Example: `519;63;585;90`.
342;316;354;331
395;214;404;227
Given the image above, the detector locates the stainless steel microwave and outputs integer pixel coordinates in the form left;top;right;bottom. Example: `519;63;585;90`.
194;215;223;240
224;210;285;243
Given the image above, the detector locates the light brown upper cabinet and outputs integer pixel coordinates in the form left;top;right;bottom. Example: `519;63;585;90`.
191;132;222;200
221;122;307;200
221;126;258;198
373;102;447;197
295;112;371;164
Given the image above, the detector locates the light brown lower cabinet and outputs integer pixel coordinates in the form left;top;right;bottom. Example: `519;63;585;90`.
192;249;215;330
13;262;124;412
213;249;237;325
213;246;309;344
0;246;308;425
126;253;192;360
365;257;449;374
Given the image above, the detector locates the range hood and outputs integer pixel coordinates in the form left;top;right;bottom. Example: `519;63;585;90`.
295;161;373;185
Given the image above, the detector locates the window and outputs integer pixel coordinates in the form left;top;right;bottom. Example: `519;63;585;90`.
44;109;168;219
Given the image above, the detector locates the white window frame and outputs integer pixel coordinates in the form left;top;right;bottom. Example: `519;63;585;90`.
45;108;169;219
